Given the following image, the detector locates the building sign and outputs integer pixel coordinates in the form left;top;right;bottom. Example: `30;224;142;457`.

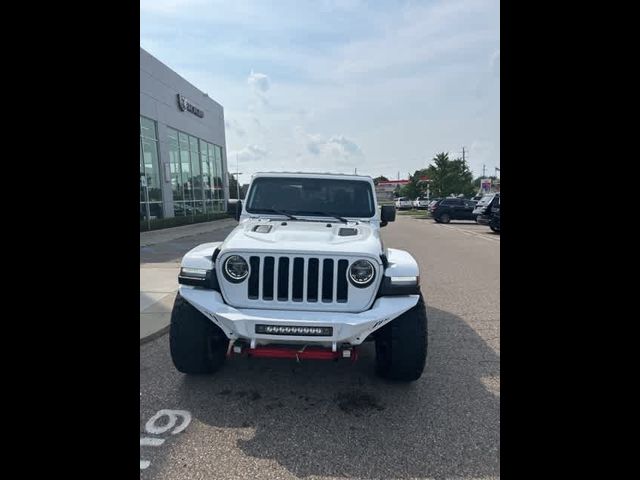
481;178;492;192
177;94;204;118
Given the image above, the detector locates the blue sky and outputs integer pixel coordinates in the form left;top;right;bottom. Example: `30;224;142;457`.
141;0;499;181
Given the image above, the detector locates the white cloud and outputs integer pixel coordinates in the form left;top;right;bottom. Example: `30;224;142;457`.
247;70;270;93
141;0;499;179
230;144;268;164
326;135;363;157
299;129;362;159
225;119;246;137
247;70;271;109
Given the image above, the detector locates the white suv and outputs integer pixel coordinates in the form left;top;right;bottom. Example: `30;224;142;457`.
170;172;428;381
395;197;413;210
413;197;430;209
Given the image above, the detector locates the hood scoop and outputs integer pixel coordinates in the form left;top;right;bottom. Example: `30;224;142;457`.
252;225;273;233
338;227;358;237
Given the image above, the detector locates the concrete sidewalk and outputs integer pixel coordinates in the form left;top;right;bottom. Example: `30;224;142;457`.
140;218;238;344
140;217;237;247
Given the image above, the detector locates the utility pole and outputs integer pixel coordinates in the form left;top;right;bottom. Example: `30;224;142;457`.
482;164;486;178
236;153;240;200
462;146;466;163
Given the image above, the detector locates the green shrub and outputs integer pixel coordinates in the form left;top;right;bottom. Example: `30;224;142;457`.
140;212;232;232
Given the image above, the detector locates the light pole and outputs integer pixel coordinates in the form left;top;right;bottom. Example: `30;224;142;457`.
230;153;244;200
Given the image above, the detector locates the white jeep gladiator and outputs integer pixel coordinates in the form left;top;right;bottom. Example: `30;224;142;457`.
170;172;427;381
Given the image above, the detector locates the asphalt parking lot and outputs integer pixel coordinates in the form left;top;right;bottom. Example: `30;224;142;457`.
140;215;500;479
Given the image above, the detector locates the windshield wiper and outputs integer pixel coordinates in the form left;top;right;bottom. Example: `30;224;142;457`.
260;207;299;220
300;211;350;223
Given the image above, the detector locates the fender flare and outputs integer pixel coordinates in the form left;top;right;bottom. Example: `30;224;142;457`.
181;242;223;271
384;248;420;278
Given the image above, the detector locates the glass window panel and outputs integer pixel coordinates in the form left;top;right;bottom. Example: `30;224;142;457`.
199;139;208;157
140;116;157;140
173;201;188;217
179;143;192;201
189;135;199;152
191;148;203;201
167;127;178;143
193;201;205;215
140;142;146;202
178;131;189;149
141;139;162;202
168;138;182;201
148;202;164;219
202;154;213;199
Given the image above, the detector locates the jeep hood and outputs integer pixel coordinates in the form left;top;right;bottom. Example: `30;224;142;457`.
219;219;383;258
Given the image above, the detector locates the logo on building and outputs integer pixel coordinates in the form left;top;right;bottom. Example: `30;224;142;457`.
177;94;204;118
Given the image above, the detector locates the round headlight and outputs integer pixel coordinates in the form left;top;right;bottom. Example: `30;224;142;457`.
223;255;249;282
349;259;376;287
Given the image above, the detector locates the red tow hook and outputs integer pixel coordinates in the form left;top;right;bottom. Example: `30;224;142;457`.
227;342;358;362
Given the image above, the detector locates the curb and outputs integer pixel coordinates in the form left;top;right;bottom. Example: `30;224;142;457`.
140;324;170;346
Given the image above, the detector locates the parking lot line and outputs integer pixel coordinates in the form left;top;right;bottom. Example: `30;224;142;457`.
435;224;500;243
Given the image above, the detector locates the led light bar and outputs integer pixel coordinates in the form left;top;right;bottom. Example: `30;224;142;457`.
180;267;208;278
390;276;419;285
255;325;333;336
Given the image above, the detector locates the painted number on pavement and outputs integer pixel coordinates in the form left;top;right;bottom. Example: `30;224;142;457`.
140;409;192;470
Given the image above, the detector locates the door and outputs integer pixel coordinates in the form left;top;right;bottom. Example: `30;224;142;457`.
450;199;466;219
463;200;477;219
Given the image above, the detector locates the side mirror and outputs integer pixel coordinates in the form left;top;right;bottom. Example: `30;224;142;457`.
235;201;243;221
380;205;396;227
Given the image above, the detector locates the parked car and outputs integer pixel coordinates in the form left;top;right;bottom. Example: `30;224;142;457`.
473;193;499;225
395;196;413;210
171;172;427;381
413;197;430;209
489;196;500;232
426;198;441;210
431;197;478;223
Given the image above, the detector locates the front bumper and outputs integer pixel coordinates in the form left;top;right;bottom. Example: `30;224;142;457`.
476;214;491;225
179;286;420;349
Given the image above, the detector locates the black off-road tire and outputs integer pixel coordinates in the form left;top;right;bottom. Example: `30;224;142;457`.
375;294;428;381
170;294;228;374
439;213;451;223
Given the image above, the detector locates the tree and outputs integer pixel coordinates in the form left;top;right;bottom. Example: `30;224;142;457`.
373;175;389;185
424;152;475;197
398;169;430;199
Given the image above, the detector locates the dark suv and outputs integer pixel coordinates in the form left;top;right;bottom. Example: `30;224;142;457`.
430;198;478;223
489;197;500;232
473;193;500;228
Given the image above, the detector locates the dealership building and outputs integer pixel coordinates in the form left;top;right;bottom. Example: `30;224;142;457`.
140;47;229;220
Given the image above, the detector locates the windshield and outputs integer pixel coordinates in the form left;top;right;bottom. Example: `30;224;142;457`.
477;194;495;206
246;177;376;218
